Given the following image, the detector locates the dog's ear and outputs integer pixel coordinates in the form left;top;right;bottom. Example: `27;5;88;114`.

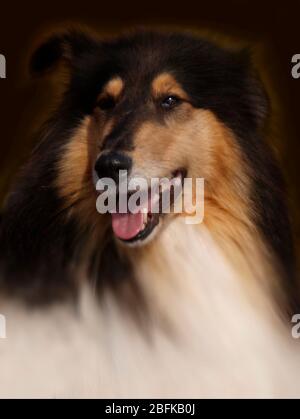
30;29;98;76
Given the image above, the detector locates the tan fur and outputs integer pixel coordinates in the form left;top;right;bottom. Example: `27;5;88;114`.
98;77;124;102
128;107;279;296
152;73;189;100
57;98;277;290
55;116;109;258
56;117;96;221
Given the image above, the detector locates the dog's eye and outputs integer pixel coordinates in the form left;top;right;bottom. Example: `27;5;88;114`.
97;96;116;111
161;96;180;110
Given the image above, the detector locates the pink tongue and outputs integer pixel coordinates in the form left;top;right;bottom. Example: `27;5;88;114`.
111;212;144;240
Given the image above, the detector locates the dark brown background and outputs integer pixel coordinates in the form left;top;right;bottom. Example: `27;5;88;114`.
0;0;300;255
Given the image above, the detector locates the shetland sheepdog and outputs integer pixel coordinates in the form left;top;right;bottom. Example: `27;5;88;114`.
0;28;299;398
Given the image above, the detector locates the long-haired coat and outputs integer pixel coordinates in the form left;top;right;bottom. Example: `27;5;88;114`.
0;28;299;398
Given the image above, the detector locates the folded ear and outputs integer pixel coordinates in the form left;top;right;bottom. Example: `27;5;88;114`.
30;29;98;76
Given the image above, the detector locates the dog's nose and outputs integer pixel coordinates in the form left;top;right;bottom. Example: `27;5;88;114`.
94;152;132;182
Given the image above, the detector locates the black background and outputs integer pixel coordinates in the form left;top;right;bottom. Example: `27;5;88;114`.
0;0;299;255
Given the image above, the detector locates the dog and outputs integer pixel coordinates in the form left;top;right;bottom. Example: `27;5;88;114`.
0;28;299;398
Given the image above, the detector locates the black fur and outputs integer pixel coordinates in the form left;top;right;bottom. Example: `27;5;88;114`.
0;29;297;311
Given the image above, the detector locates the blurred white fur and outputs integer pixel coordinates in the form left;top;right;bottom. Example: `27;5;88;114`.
0;218;300;398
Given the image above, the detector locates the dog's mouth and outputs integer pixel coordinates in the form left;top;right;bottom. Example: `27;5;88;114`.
111;169;186;245
111;208;160;244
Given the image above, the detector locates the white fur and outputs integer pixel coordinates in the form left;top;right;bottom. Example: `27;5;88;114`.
0;218;300;398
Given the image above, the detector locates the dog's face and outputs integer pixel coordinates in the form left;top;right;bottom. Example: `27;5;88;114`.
91;73;222;246
32;30;267;247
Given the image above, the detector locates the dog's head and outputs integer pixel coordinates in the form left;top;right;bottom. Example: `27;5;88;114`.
30;29;268;247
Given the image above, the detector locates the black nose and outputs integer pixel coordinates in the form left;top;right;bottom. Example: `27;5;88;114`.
94;152;132;182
